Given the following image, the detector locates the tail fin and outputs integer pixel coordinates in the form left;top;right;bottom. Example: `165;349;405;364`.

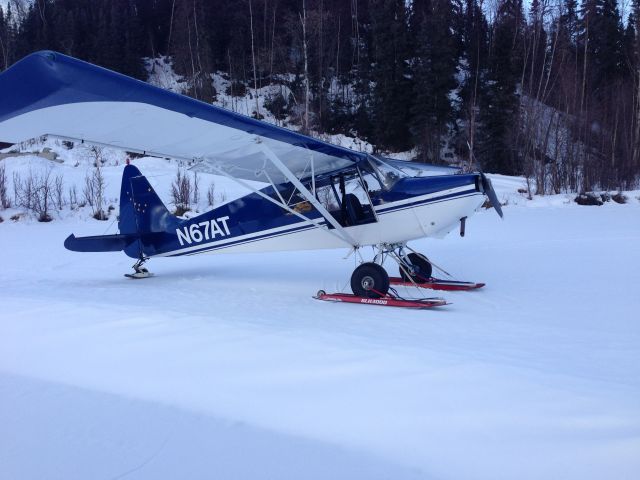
118;164;144;235
119;164;175;235
119;164;178;258
65;165;177;258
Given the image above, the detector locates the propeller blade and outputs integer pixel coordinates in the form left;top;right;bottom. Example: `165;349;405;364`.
480;173;504;218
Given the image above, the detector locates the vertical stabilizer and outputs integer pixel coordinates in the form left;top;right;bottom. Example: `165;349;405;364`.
118;164;178;258
128;174;176;233
118;164;143;234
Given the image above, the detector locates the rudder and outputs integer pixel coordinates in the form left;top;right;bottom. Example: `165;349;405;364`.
118;164;143;235
119;164;178;258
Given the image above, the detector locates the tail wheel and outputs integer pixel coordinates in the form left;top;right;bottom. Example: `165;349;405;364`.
399;252;433;284
351;262;390;298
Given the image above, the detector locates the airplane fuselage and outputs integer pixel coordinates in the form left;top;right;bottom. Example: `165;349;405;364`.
140;174;485;258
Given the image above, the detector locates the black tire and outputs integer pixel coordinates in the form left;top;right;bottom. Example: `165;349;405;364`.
399;252;433;284
351;262;390;298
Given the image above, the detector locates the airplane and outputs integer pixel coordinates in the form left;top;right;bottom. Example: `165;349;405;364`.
0;51;503;304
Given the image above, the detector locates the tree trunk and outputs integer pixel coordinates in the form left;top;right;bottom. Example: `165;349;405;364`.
249;0;260;117
300;0;310;133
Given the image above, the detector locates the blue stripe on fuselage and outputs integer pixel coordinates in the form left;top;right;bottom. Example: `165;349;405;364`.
158;189;481;258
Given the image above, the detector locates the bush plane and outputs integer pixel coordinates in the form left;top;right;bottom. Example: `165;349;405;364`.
0;51;503;304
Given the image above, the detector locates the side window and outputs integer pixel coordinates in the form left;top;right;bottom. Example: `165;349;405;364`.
316;184;340;211
343;165;382;204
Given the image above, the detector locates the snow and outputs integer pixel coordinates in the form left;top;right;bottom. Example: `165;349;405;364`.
1;152;640;478
0;138;259;223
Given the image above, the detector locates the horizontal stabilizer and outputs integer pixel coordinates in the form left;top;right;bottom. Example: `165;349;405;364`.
64;233;138;252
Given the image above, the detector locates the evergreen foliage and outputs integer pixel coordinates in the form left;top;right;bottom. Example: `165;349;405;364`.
478;0;525;175
368;0;413;151
0;0;638;190
410;0;461;162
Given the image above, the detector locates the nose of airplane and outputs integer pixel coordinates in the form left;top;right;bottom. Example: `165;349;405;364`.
386;173;480;199
387;173;503;219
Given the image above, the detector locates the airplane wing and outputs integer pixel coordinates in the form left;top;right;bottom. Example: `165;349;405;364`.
0;51;363;185
0;51;364;245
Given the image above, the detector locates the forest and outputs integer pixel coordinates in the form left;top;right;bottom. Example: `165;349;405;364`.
1;0;639;193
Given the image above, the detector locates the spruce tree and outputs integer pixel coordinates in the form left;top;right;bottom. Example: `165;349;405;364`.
410;0;460;162
368;0;413;152
524;0;547;96
579;0;625;97
477;0;525;174
623;12;636;75
458;0;489;163
0;6;7;70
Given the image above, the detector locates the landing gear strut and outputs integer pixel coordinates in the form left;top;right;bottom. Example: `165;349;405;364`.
348;243;428;297
317;243;482;308
370;243;433;284
125;257;152;279
398;252;433;284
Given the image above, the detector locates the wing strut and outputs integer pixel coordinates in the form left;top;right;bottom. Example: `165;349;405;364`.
41;133;356;248
207;163;355;247
259;143;358;247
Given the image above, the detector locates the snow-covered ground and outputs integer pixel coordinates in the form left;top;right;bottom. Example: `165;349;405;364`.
1;151;640;479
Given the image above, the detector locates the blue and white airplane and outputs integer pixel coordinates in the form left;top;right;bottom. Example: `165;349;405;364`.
0;51;502;299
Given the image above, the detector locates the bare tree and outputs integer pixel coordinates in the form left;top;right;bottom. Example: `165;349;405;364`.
0;18;8;71
192;171;200;206
54;175;64;210
167;0;177;52
87;145;105;167
170;168;192;215
68;184;78;209
31;169;54;222
249;0;261;117
0;163;10;208
300;0;310;133
206;182;215;206
13;171;33;210
83;164;107;220
12;168;56;221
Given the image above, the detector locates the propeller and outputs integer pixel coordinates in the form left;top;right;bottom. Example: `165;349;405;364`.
466;142;504;219
480;172;504;218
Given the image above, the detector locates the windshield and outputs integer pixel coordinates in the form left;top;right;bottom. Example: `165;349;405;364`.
367;156;407;190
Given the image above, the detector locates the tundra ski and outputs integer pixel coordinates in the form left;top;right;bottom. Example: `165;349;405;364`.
314;290;448;309
389;277;485;291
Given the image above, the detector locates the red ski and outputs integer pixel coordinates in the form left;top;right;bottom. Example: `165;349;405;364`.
389;277;485;291
314;290;448;309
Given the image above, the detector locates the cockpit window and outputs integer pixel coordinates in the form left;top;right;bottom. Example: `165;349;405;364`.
367;156;407;190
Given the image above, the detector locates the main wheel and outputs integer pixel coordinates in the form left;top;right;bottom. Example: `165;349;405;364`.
351;262;390;298
399;252;433;284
